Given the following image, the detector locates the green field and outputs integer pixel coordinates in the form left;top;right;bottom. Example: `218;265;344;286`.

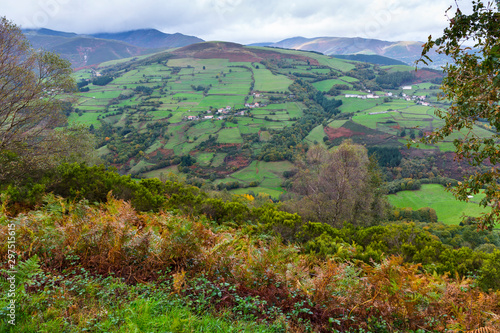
312;79;352;92
67;43;484;204
253;67;293;92
388;184;490;225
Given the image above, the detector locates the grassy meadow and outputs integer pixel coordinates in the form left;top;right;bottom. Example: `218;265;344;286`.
388;184;490;225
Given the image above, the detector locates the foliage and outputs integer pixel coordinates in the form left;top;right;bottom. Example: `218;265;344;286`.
1;196;500;332
375;71;416;89
0;17;92;185
389;206;438;222
418;0;500;228
92;75;114;86
287;142;388;227
367;146;402;167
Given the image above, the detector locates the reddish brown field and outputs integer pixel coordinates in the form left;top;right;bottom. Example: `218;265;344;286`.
324;126;364;139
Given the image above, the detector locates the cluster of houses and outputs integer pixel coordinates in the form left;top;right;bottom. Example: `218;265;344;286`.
184;105;248;121
344;93;380;99
344;86;431;106
402;93;430;105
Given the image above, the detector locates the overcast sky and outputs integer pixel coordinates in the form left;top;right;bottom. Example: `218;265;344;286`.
2;0;470;44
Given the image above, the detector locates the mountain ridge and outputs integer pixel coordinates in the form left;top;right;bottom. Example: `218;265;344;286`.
22;28;204;68
264;36;448;67
90;28;203;49
22;28;448;68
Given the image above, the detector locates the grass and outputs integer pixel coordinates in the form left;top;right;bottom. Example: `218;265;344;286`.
211;153;227;167
337;96;381;113
68;112;102;127
217;128;243;143
388;184;490;225
312;79;352;92
253;67;293;92
225;161;292;194
304;124;327;146
230;186;284;199
195;152;214;166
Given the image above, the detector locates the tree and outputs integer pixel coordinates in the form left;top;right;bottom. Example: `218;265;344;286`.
287;141;387;227
417;1;500;229
0;17;92;184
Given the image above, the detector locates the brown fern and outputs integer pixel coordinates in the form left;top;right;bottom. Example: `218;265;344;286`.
465;327;500;333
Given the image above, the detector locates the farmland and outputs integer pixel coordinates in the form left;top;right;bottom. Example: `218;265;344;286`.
388;184;490;225
66;41;494;213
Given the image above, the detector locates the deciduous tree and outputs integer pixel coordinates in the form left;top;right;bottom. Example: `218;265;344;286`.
0;17;92;184
288;141;387;227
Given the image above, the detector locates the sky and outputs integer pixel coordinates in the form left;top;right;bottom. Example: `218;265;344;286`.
1;0;470;44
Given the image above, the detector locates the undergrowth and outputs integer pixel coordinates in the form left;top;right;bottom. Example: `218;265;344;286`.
1;194;500;332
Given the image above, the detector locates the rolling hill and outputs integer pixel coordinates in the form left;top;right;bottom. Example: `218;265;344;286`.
65;41;477;202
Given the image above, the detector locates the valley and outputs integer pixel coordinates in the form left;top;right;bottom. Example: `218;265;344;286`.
65;41;494;224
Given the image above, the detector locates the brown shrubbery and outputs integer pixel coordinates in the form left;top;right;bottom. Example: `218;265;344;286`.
2;194;500;332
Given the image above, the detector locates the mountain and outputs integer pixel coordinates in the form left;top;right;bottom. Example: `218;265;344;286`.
266;36;449;67
331;54;407;66
91;29;203;49
23;28;204;68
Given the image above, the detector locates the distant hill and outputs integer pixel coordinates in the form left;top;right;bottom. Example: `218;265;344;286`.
171;41;320;63
23;28;204;68
331;54;407;66
91;29;203;49
267;36;449;67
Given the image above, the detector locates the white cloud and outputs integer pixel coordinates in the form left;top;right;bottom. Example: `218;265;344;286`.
1;0;456;44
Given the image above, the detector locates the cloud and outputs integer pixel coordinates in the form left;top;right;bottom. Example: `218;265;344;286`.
2;0;453;43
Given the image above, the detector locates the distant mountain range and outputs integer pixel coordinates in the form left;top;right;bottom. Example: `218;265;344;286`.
22;28;203;68
22;28;448;68
255;36;449;67
90;29;203;49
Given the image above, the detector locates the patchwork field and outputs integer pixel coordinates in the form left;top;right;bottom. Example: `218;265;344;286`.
68;43;479;198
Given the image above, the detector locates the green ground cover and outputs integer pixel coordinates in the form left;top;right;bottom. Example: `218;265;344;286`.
328;119;348;128
211;153;227;167
195;152;214;166
339;76;359;82
142;165;185;179
198;95;245;108
230;186;284;199
388;184;490;225
68;112;102;127
304;124;328;146
253;67;293;92
217;128;243;143
312;79;352;92
337;97;382;113
381;65;415;72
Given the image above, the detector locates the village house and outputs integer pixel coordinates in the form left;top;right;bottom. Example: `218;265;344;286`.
245;102;260;108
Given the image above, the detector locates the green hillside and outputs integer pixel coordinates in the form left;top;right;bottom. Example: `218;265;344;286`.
65;41;495;210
